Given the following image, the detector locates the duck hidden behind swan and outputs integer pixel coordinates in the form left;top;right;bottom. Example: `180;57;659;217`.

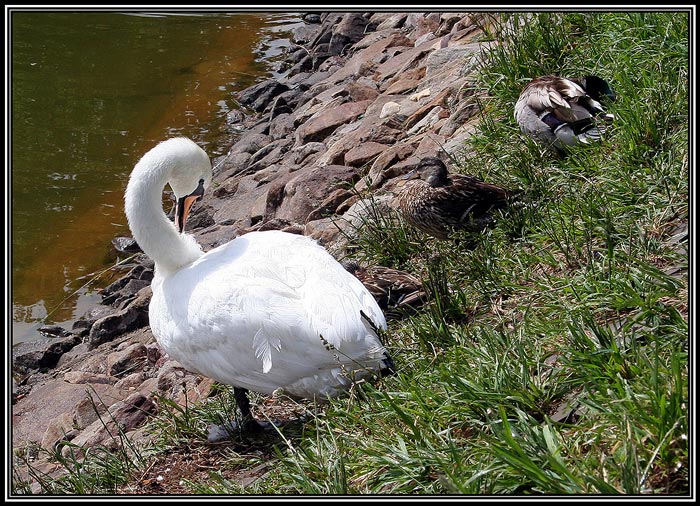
124;137;394;434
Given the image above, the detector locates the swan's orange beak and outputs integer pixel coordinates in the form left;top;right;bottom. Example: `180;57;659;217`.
175;179;205;233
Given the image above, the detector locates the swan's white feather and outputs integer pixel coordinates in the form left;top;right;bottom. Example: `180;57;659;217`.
148;230;388;399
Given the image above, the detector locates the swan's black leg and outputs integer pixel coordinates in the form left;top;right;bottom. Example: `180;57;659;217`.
207;387;271;442
233;386;265;433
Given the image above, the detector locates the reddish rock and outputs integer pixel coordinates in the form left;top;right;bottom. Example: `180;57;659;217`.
40;412;74;450
62;392;157;458
71;395;109;430
405;12;441;39
404;87;453;130
366;141;417;188
388;155;422;176
415;132;447;157
114;371;147;390
63;371;114;385
345;81;380;102
344;141;388;167
156;361;192;393
407;106;446;135
174;377;217;408
373;13;409;30
137;377;160;399
382;66;426;94
274;164;361;224
325;32;411;85
296;99;372;144
106;342;148;377
293;95;345;128
146;342;163;365
304;217;349;246
13;380;126;447
364;93;421;120
373;36;436;82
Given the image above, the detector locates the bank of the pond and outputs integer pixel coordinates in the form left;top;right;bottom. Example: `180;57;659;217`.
12;12;492;491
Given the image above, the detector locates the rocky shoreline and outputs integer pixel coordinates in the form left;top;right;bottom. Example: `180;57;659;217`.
12;12;495;486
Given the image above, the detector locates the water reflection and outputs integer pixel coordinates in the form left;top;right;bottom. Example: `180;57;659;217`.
11;11;302;343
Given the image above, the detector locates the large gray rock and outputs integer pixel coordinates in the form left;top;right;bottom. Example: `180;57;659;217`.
106;342;148;377
238;79;290;112
329;13;374;56
230;132;272;155
344;141;388;167
13;334;81;374
86;287;151;349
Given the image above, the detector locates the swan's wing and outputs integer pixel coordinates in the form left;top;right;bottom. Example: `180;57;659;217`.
284;232;387;347
150;231;387;396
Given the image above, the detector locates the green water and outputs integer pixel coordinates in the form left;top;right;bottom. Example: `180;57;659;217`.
11;11;303;343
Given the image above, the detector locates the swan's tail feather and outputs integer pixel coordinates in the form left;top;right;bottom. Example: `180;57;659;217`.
360;309;382;336
380;352;396;377
359;310;396;377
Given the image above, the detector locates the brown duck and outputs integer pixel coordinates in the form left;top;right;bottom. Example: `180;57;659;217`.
342;261;428;318
395;157;513;240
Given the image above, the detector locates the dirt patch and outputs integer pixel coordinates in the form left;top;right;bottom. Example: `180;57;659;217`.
117;440;278;495
116;395;315;495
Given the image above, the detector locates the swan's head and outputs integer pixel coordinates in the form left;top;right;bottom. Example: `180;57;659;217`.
154;137;212;233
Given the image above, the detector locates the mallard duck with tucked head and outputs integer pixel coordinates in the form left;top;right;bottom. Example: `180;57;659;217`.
514;75;616;154
342;261;427;318
394;157;513;240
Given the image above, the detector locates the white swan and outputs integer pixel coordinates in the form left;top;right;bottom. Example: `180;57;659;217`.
124;137;393;434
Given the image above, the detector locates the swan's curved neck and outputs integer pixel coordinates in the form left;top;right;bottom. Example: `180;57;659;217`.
124;160;202;277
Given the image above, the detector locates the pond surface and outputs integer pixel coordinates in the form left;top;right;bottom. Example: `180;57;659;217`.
11;10;303;343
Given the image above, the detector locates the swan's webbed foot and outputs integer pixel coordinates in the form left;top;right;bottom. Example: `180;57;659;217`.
206;386;275;442
206;417;273;443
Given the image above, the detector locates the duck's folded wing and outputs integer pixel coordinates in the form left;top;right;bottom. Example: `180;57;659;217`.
522;76;587;111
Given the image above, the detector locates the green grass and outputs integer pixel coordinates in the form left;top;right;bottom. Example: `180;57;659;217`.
269;11;689;495
14;11;689;496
